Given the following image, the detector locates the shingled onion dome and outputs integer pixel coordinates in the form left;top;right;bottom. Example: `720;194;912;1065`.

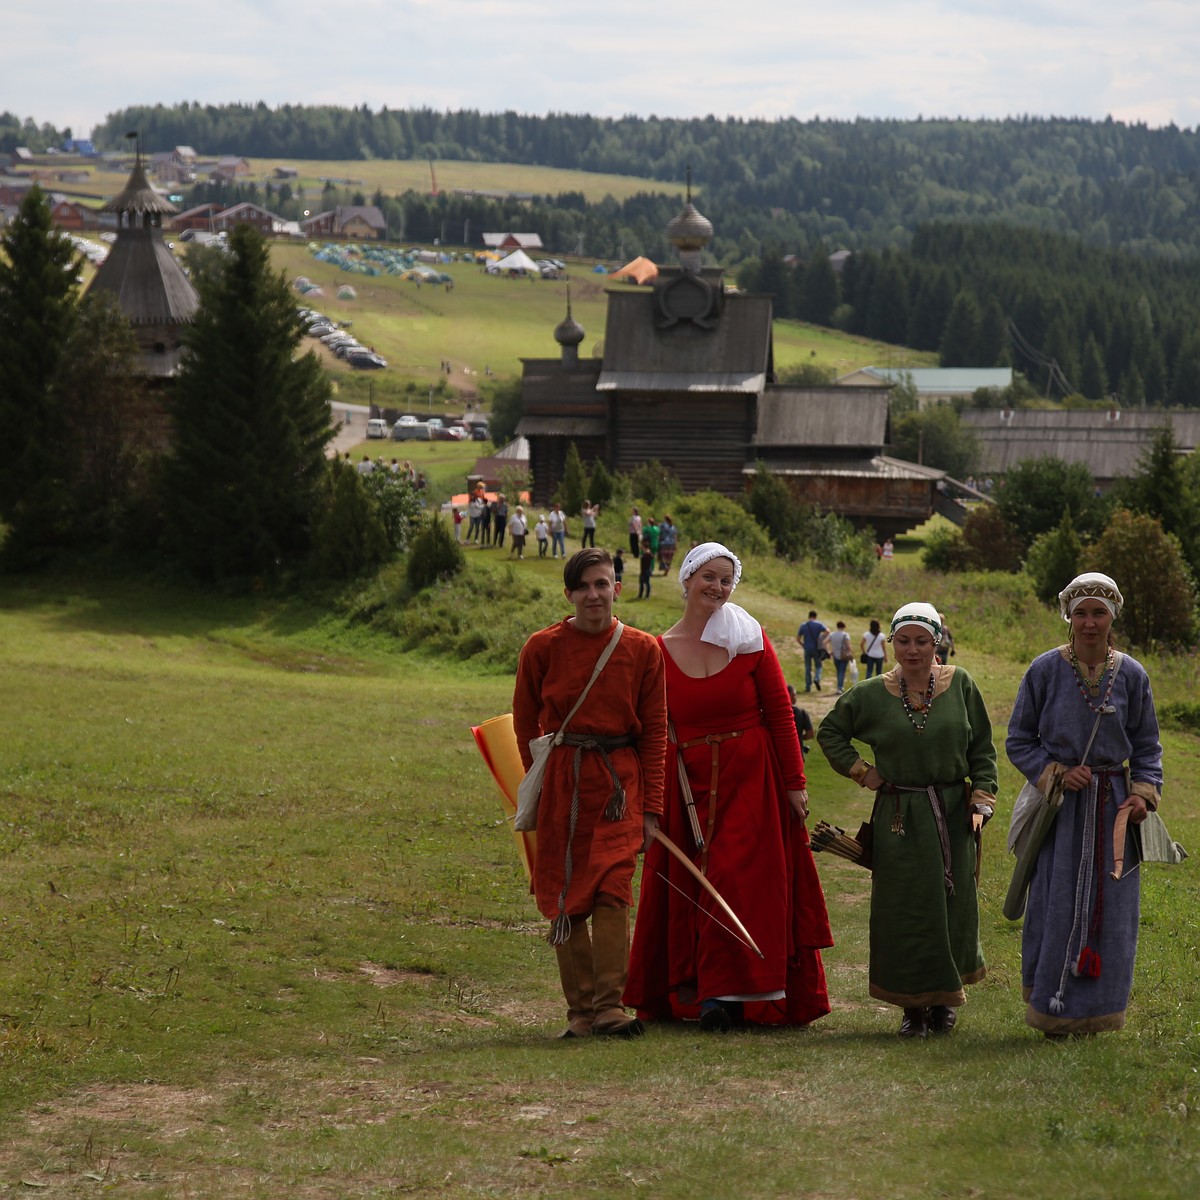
665;200;714;253
99;153;179;226
554;308;585;348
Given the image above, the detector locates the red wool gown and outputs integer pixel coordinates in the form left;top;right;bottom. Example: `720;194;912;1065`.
625;635;833;1026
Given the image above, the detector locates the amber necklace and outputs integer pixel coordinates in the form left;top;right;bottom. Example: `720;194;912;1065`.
1069;643;1116;713
899;671;937;734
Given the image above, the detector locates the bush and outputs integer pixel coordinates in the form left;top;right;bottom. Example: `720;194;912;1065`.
801;509;878;578
671;491;770;557
961;505;1023;571
405;514;465;591
309;461;390;580
1024;510;1083;603
618;460;680;510
922;526;973;572
996;458;1108;551
1085;508;1197;648
744;467;806;560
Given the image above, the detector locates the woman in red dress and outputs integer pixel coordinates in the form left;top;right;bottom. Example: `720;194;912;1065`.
625;542;833;1030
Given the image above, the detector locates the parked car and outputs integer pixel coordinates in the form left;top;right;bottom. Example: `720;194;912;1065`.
348;352;387;370
469;424;491;441
392;419;430;441
365;418;390;439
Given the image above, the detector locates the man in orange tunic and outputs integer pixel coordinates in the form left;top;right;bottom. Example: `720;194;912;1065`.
513;548;667;1037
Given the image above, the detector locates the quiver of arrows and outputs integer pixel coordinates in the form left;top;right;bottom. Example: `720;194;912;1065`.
810;820;873;870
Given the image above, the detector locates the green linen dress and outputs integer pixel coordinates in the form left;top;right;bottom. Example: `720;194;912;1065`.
817;666;998;1008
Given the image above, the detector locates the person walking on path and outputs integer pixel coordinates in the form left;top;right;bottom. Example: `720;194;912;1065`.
1006;573;1163;1037
581;501;599;548
830;621;853;693
549;503;567;559
818;602;997;1039
796;611;828;692
513;549;667;1037
628;507;643;558
861;620;888;678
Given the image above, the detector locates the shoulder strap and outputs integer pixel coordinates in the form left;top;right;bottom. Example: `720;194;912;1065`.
557;622;625;740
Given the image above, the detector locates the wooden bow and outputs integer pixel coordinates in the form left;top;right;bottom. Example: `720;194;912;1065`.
653;828;765;959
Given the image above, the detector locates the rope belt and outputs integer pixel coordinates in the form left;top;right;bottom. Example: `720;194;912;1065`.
549;733;637;945
886;781;965;896
676;729;745;874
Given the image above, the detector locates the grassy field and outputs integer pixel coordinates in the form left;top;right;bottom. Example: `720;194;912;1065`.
44;156;683;207
268;241;934;411
1;531;1197;1198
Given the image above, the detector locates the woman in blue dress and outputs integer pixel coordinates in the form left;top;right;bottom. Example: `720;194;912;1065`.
1007;573;1163;1036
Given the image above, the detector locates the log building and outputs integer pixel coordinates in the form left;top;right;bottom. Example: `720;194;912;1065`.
517;198;946;539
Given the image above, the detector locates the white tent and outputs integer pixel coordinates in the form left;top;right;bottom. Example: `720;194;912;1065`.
487;248;541;275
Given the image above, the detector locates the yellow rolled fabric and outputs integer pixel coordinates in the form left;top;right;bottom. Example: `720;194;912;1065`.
471;713;537;883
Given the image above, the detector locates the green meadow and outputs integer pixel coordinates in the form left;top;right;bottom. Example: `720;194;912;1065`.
2;520;1197;1197
268;241;934;410
54;157;684;208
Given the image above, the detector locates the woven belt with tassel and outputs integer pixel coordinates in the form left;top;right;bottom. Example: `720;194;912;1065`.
548;733;637;945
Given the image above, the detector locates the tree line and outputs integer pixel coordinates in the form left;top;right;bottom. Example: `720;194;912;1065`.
93;104;1200;257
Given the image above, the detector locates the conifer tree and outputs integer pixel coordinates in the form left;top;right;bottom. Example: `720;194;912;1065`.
558;442;588;515
0;186;81;543
165;224;332;584
939;290;982;367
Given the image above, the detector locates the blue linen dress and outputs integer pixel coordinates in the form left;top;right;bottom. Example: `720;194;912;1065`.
1007;648;1163;1033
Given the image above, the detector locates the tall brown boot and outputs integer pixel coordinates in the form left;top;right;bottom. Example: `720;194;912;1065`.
552;917;595;1038
589;905;643;1037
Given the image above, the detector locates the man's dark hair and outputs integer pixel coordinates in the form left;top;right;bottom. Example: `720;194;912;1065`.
564;547;613;591
808;610;818;618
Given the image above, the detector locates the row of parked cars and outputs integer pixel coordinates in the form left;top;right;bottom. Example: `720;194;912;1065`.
298;308;387;370
366;415;490;442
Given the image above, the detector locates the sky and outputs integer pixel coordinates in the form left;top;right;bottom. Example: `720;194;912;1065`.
5;1;1200;139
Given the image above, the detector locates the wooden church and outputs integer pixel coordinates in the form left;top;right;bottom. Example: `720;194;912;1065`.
517;198;946;539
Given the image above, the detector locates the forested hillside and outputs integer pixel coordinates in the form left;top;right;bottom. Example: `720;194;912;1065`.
94;104;1200;257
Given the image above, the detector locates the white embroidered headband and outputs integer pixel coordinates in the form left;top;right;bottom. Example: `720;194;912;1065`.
1058;572;1123;620
888;602;943;644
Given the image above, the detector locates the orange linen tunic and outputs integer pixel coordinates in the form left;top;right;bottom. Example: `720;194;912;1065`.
513;618;667;919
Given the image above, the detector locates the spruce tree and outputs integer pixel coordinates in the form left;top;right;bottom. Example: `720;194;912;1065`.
939;290;982;367
165;224;332;584
0;186;81;545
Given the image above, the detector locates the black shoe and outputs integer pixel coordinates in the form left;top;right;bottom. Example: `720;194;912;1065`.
700;1000;733;1033
898;1007;928;1039
815;679;822;691
928;1005;957;1034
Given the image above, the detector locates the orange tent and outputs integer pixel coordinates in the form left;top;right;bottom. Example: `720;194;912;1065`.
608;255;658;285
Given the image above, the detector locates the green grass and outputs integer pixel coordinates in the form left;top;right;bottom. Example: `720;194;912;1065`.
272;241;932;409
1;541;1198;1197
62;156;686;207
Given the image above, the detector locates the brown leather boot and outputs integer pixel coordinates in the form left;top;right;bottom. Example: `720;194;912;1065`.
552;917;595;1038
589;906;643;1037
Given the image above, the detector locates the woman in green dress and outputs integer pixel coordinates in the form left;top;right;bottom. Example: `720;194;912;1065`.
817;602;997;1038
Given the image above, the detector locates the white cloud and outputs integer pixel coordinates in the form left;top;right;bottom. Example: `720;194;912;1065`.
3;1;1199;137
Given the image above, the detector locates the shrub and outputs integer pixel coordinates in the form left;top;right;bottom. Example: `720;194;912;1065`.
744;467;806;560
1085;508;1196;648
619;460;680;510
671;491;770;556
922;526;972;572
801;509;878;578
309;461;389;580
961;504;1023;571
405;514;465;591
588;458;615;507
1024;510;1083;603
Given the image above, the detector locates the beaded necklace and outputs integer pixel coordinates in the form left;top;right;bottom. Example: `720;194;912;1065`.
1068;643;1117;713
898;671;937;734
